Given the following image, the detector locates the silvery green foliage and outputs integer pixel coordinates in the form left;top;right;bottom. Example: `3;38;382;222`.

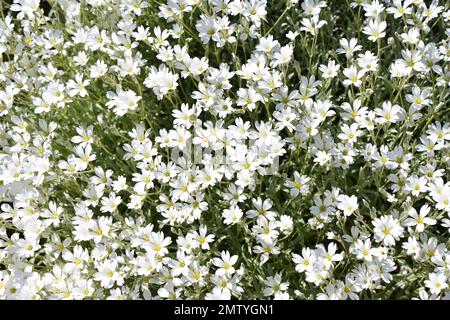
0;0;449;300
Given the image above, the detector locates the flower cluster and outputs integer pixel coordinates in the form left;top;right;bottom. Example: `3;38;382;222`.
0;0;449;300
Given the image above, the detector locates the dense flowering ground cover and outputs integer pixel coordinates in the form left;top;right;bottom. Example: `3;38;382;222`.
0;0;449;300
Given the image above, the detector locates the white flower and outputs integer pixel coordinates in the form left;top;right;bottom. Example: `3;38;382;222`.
222;205;243;225
89;59;108;78
372;215;404;246
300;15;327;35
205;287;231;300
353;239;377;262
343;66;365;87
403;205;436;232
144;64;179;100
424;273;448;295
94;260;124;288
337;38;362;59
100;193;122;213
212;251;238;276
338;123;363;144
284;172;310;197
363;19;387;42
375;101;403;124
106;88;141;116
292;248;316;273
319;60;340;79
263;273;289;297
337;195;359;216
256;35;280;54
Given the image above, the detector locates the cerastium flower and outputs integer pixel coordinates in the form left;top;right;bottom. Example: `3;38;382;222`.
0;0;449;300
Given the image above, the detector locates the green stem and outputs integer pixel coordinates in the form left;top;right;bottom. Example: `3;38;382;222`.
264;3;291;37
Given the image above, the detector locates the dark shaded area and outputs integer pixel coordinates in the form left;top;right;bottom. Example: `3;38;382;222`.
1;0;13;16
41;0;52;16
